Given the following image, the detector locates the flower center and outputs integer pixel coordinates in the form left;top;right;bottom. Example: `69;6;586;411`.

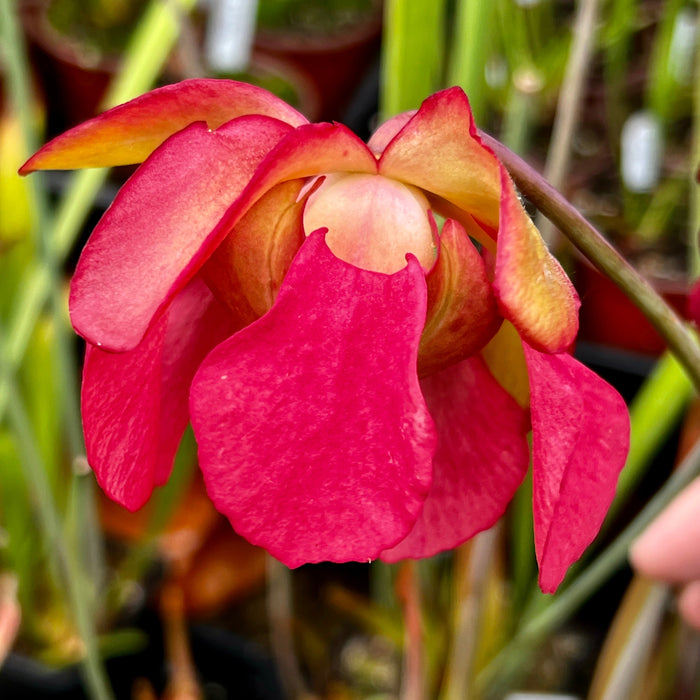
303;173;437;274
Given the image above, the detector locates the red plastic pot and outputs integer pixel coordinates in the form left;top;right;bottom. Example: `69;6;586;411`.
575;255;690;357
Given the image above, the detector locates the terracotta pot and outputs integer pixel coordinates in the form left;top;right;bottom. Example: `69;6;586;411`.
254;1;382;122
20;0;121;134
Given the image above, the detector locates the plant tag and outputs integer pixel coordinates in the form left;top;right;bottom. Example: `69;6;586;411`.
204;0;259;73
621;111;662;193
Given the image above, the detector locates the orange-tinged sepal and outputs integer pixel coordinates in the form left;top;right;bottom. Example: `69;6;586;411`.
493;167;579;353
20;79;307;173
378;88;501;229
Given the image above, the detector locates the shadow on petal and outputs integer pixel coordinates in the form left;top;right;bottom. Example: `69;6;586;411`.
381;355;530;562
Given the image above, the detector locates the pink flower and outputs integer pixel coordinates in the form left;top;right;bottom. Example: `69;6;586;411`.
22;80;629;592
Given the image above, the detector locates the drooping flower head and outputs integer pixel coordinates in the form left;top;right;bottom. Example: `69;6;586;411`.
22;80;629;592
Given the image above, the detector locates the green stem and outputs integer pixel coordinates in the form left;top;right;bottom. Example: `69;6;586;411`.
440;531;498;700
0;3;110;697
380;0;447;118
477;435;700;696
398;560;425;700
0;0;84;458
481;131;700;391
0;324;113;700
266;558;308;699
447;0;495;125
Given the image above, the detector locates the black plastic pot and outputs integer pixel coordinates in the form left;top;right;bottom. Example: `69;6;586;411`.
0;617;285;699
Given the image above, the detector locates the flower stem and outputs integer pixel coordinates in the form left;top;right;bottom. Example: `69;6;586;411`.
397;560;425;700
481;131;700;391
266;557;308;699
440;530;498;700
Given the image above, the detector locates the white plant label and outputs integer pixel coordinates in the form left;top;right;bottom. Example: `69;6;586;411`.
205;0;259;73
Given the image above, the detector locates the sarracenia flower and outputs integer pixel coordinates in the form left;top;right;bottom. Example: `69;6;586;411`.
22;81;629;592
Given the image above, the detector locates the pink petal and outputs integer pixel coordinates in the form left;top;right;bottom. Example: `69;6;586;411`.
494;168;580;353
190;231;436;567
70;115;293;352
20;79;307;172
418;219;502;376
523;344;629;593
381;356;530;562
83;278;235;511
377;87;501;230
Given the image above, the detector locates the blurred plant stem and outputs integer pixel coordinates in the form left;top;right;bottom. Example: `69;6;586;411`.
0;324;113;699
0;0;196;697
447;0;494;125
397;560;425;700
380;0;446;119
482;130;700;391
0;1;110;696
587;578;669;700
536;0;601;249
266;557;309;700
440;531;498;700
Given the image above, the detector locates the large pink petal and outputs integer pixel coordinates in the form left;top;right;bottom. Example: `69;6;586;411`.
190;231;436;567
523;345;629;592
494;168;580;353
69;115;293;352
83;278;236;511
20;79;307;172
377;87;501;230
381;356;530;562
